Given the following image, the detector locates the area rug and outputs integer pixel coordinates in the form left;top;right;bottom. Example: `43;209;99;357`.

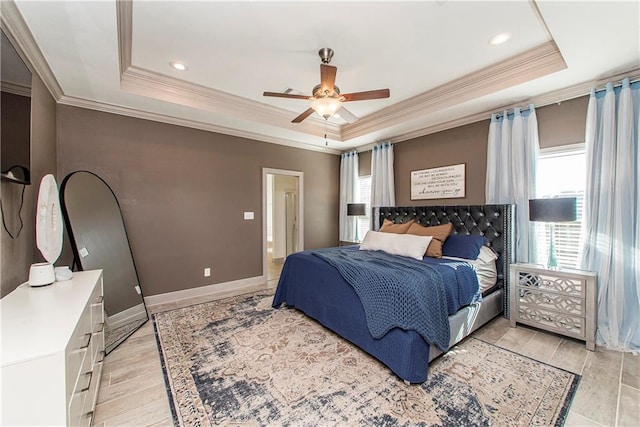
153;292;580;426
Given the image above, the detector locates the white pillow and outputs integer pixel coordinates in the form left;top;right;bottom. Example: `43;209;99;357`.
443;246;498;292
359;230;432;260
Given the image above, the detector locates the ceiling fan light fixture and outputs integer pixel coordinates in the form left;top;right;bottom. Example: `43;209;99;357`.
311;97;342;119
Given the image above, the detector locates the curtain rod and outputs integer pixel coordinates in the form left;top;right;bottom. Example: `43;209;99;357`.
593;77;640;94
493;106;532;120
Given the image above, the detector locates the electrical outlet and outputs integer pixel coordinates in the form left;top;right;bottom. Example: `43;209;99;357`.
204;268;211;277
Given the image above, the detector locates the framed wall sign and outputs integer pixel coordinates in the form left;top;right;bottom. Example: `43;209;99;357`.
411;163;466;200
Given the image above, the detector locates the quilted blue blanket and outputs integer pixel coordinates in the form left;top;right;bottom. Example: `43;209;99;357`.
312;248;450;350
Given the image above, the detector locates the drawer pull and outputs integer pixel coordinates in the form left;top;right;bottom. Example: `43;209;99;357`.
95;322;105;333
80;332;92;349
80;371;93;392
92;295;104;305
97;350;106;363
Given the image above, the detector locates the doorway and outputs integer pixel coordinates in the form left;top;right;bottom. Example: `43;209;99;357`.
263;168;304;284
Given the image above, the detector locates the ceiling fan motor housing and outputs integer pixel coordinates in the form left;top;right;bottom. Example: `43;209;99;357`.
313;84;340;99
318;48;334;64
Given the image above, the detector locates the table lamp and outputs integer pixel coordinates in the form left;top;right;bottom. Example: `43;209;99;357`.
347;203;366;242
529;197;577;269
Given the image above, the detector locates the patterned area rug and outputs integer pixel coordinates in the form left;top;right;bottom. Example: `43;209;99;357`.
153;292;579;426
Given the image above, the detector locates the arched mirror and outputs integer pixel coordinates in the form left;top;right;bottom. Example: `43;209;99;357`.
61;171;148;354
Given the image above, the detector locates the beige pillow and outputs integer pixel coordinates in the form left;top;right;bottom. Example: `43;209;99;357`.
379;218;415;234
406;222;453;258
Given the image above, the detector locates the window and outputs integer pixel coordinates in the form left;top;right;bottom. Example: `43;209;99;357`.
534;145;585;268
357;175;372;241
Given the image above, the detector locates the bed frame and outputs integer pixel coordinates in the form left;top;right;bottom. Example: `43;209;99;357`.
376;204;514;361
274;204;514;383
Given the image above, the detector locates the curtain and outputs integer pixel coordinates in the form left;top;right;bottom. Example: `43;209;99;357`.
371;142;395;208
486;104;539;262
339;151;359;241
581;78;640;352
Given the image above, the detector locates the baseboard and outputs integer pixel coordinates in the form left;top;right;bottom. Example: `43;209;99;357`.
107;303;148;329
144;275;267;310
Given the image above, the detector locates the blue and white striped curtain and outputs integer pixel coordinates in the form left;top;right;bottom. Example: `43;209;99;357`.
371;142;395;208
486;104;539;262
339;151;359;241
581;78;640;352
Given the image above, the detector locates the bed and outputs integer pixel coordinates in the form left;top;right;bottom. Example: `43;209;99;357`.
272;204;514;383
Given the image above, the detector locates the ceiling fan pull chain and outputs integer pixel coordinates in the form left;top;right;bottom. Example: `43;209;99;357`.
324;120;328;146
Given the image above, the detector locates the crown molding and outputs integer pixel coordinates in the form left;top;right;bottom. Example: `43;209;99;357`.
116;0;133;75
1;81;31;97
350;66;640;154
58;94;342;155
0;0;63;100
119;65;343;142
116;1;342;142
342;41;567;141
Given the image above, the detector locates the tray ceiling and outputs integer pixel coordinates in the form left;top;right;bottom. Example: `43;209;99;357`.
5;0;640;153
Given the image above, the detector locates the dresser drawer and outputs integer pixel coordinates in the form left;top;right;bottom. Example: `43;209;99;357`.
69;336;97;421
516;303;586;339
65;305;93;397
516;270;585;297
516;288;584;317
80;360;103;427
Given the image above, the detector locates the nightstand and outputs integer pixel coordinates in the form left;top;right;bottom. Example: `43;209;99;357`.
509;263;597;351
339;240;360;247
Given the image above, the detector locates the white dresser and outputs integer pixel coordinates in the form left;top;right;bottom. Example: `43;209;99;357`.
1;270;104;426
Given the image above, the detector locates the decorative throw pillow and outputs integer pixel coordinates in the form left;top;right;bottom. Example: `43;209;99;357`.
379;218;415;234
406;222;453;258
359;230;432;260
441;234;490;260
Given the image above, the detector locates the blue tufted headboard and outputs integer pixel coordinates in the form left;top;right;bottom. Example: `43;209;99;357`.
376;205;515;305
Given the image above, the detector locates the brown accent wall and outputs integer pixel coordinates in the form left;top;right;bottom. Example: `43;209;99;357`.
394;120;490;205
56;105;339;297
359;150;371;176
1;91;31;172
1;75;57;297
537;95;588;149
388;95;590;206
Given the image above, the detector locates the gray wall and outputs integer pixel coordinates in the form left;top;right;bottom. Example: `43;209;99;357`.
1;74;57;297
56;105;340;297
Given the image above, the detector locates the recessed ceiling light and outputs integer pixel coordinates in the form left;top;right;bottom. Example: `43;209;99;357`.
170;61;188;71
489;32;512;46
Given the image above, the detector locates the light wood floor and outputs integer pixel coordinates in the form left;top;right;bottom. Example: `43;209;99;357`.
92;295;640;426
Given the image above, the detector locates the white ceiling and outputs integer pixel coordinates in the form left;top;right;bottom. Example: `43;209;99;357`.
7;0;640;153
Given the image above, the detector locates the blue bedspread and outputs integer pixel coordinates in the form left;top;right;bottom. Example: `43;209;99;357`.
272;246;481;382
312;248;452;350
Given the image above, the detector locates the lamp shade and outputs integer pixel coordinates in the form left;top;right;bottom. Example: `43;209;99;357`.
529;197;577;222
347;203;366;216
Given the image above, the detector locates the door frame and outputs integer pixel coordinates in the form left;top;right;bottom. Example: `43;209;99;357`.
262;168;304;281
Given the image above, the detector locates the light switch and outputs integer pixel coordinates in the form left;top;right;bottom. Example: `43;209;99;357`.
79;247;89;258
244;212;254;220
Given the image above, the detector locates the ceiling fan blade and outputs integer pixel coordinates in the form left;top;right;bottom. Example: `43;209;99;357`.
320;64;337;94
336;106;358;124
263;91;310;100
292;108;315;123
342;89;390;102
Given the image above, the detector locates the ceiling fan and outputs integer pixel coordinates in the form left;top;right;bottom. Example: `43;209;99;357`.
263;48;390;124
